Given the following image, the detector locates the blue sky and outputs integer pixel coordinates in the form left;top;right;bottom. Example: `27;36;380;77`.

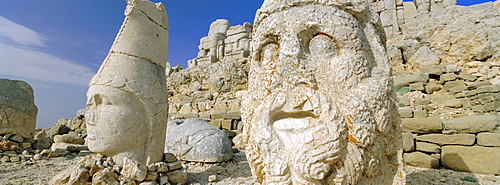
0;0;494;128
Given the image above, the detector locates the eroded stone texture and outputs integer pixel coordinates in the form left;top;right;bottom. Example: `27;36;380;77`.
85;0;168;166
241;0;404;184
0;79;37;140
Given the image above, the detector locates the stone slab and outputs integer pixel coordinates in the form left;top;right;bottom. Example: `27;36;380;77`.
442;146;500;175
443;115;498;133
402;118;443;133
404;152;439;169
477;133;500;147
416;134;475;145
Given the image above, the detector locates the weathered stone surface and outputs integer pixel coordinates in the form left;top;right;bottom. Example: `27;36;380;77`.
402;118;442;133
165;119;232;162
121;157;148;182
242;1;404;184
444;80;467;93
33;129;52;150
444;99;462;108
443;115;498;133
477;133;500;147
85;0;168;166
92;168;119;185
416;142;440;153
440;73;457;83
404;152;439;169
413;110;427;118
442;146;500;175
164;153;177;163
458;73;477;82
56;117;84;131
51;143;88;152
409;82;425;91
0;79;37;140
414;98;431;105
54;132;84;144
402;132;415;152
394;73;429;87
50;164;90;185
399;108;413;118
416;134;475;145
419;65;442;76
408;46;440;67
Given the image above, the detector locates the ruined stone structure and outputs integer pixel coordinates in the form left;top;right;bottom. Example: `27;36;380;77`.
241;0;404;184
188;19;252;68
85;0;169;166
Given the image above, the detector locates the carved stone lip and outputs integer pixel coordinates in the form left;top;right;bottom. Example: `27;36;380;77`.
270;110;317;131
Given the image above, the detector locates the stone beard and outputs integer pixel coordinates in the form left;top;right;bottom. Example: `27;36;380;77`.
242;2;403;185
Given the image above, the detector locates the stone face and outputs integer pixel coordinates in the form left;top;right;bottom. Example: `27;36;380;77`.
85;0;168;166
404;152;439;169
242;1;404;184
416;134;475;145
0;79;37;140
165;119;232;162
477;133;500;147
443;115;498;133
442;146;500;175
402;118;442;133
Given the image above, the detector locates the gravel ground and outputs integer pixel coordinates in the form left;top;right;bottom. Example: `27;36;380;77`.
0;151;499;185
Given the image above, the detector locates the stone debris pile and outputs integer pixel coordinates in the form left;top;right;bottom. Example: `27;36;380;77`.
50;153;187;185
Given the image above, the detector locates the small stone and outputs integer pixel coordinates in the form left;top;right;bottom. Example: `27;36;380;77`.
0;140;20;151
10;156;21;162
457;73;477;82
404;152;439;169
159;176;170;185
138;182;156;185
21;150;29;155
92;168;119;185
147;164;156;172
0;156;9;162
425;83;441;94
155;162;169;172
410;82;425;91
9;134;24;143
166;160;182;171
112;165;121;173
3;134;12;140
414;98;431;105
208;174;218;182
402;132;415;152
413;110;427;118
164;153;177;163
440;73;457;83
47;149;69;158
144;172;159;181
33;154;42;160
50;164;90;185
40;149;51;156
21;142;31;149
416;142;440;153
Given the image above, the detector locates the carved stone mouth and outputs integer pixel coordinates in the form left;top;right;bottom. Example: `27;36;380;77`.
271;111;317;131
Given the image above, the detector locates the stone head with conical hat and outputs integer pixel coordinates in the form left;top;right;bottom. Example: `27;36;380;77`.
242;0;404;184
85;0;169;166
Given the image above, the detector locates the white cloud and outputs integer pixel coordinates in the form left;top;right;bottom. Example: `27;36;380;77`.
0;16;95;87
0;16;47;47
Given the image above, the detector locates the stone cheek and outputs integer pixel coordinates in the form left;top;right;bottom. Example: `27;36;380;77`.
243;3;402;185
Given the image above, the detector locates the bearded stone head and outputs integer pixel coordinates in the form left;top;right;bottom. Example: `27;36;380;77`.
241;0;404;184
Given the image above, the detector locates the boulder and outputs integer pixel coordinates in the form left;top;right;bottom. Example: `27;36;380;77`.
442;146;500;175
165;119;233;162
443;115;498;133
404;152;439;169
0;79;37;140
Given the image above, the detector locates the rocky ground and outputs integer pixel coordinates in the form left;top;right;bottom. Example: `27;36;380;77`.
0;151;499;185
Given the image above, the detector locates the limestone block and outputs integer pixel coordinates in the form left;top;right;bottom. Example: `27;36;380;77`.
56;117;84;131
440;73;457;83
243;1;404;184
9;134;23;143
394;73;429;87
210;111;226;120
0;140;20;151
419;65;443;76
442;146;500;175
223;113;241;120
85;0;168;166
54;132;84;144
165;119;233;162
402;132;415;152
416;142;440;153
414;98;431;105
0;79;37;140
458;73;477;82
121;157;147;182
425;83;441;94
92;168;119;185
183;113;199;119
402;118;442;133
408;46;440;67
210;120;222;129
164;153;177;163
416;134;475;145
51;143;88;152
399;108;413;118
404;152;439;169
477;133;500;147
221;120;232;130
50;164;90;184
410;82;425;91
413;110;427;118
444;80;467;93
167;160;182;171
165;170;188;185
468;81;493;90
444;99;462;108
443;115;498;133
403;2;418;22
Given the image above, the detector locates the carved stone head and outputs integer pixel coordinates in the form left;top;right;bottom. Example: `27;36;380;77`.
241;0;403;184
85;0;168;166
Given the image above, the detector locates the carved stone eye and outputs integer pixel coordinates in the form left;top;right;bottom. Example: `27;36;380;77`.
309;34;337;58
